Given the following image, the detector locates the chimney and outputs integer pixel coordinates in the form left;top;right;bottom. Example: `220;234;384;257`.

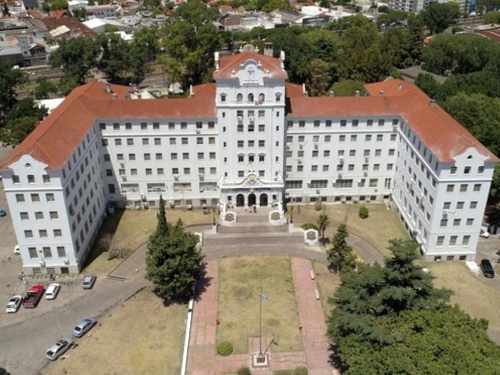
214;51;219;71
398;84;403;90
430;99;435;107
329;91;334;97
189;85;194;97
112;93;118;100
106;83;111;93
379;90;384;97
355;90;360;97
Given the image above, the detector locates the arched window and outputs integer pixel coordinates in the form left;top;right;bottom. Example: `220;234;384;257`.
275;92;282;102
237;93;243;102
248;93;254;102
259;93;265;103
220;93;226;103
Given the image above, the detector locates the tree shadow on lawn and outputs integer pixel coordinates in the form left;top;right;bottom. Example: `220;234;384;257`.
82;209;125;269
194;262;212;303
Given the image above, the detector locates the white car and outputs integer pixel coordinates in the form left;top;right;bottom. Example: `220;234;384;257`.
46;338;73;360
45;283;60;300
480;227;490;238
6;295;22;313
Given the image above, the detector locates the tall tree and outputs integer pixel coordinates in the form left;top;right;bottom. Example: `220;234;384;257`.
50;37;100;87
327;224;356;273
307;59;331;97
156;195;168;237
1;98;48;146
420;2;460;35
146;218;204;303
0;61;28;114
317;211;330;241
34;77;59;99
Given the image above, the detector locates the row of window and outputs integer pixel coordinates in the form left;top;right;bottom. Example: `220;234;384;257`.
12;174;51;185
105;152;218;162
16;193;55;203
286;163;394;173
286;134;397;144
20;211;59;221
287;118;399;128
221;93;276;103
107;167;218;177
99;121;216;131
28;246;67;259
287;149;395;158
25;229;62;239
450;165;484;175
103;136;216;147
436;235;471;247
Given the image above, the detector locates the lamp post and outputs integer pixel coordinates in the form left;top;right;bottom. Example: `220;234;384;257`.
258;279;267;361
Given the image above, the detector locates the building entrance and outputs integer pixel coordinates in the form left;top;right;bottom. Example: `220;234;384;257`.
259;193;268;207
236;194;245;207
248;193;256;207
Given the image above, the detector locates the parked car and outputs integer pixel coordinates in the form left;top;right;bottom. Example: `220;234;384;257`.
480;259;495;278
82;275;96;289
73;317;98;338
23;284;45;308
45;283;60;300
45;338;73;361
480;226;490;238
0;209;6;217
6;295;22;313
13;245;20;255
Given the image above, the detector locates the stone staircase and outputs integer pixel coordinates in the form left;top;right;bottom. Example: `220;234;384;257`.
202;207;310;257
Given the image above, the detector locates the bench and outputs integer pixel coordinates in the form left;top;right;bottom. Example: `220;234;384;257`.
310;270;315;280
314;289;320;300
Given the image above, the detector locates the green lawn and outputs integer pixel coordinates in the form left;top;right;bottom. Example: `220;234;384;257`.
290;203;409;256
217;256;302;354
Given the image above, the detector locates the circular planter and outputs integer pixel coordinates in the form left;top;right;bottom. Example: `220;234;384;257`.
269;210;284;225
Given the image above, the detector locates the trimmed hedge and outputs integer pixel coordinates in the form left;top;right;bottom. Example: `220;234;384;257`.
216;341;233;356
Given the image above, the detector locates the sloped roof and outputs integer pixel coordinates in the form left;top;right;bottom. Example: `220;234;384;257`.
0;82;216;171
214;51;288;80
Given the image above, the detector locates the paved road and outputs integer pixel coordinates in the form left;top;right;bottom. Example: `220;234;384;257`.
1;274;149;375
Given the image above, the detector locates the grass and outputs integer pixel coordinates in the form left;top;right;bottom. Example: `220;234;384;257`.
82;207;212;275
217;256;302;354
290;203;409;256
426;262;500;331
312;261;341;314
45;286;187;375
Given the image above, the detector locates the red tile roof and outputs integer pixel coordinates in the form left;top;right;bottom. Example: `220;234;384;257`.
0;82;215;171
214;52;288;80
1;74;495;173
49;10;67;19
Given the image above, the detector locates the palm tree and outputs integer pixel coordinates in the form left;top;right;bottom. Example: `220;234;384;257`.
317;211;330;241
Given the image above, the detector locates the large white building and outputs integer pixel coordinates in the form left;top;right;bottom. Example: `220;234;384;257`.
0;47;497;275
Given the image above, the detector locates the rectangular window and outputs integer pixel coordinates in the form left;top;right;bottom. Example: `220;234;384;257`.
450;236;457;246
446;184;454;192
50;211;59;220
35;211;44;220
43;247;52;258
57;246;66;258
31;194;40;202
53;229;62;237
16;194;25;202
470;201;478;209
20;212;29;220
25;230;33;239
436;236;444;246
460;184;467;192
154;138;161;145
29;247;37;258
473;184;481;192
462;235;470;245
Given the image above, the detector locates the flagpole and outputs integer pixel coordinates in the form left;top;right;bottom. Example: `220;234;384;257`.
259;278;263;357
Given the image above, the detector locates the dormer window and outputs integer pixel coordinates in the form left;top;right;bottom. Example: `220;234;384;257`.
13;175;20;184
237;93;243;103
220;93;226;103
27;175;35;184
275;92;282;102
248;93;254;102
259;93;265;103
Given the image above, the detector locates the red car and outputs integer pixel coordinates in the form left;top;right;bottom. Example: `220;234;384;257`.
23;284;45;308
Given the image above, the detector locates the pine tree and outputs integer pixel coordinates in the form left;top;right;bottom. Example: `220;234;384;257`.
146;209;204;303
327;224;356;273
156;195;168;237
317;211;330;241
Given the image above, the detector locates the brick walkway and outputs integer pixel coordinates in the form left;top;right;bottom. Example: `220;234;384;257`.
187;259;336;374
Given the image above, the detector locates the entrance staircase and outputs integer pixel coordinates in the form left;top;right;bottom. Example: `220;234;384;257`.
202;207;323;260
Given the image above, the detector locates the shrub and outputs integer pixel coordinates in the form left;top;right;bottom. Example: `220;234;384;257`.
359;205;369;219
216;341;233;356
237;366;251;375
295;367;308;375
301;223;319;231
314;200;322;211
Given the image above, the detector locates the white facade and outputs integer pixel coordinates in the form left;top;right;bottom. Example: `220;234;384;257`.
0;47;496;274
